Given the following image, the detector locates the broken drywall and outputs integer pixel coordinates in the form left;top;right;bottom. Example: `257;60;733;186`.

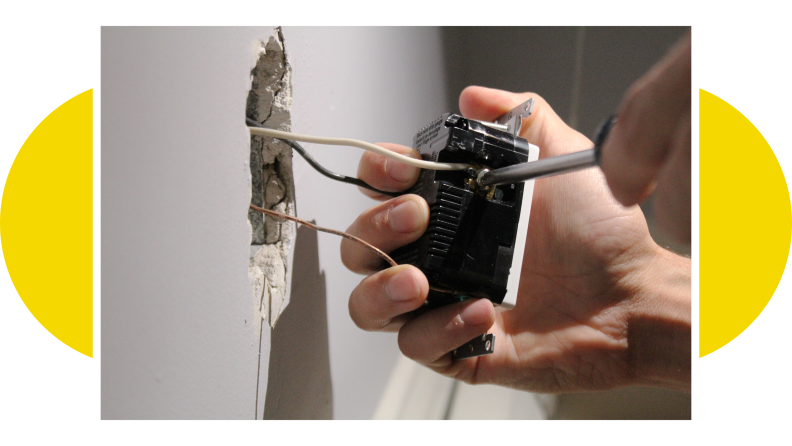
247;28;296;328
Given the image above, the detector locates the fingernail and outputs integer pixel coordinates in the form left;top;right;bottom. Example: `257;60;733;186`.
459;300;492;326
384;268;420;302
386;158;418;183
388;199;424;233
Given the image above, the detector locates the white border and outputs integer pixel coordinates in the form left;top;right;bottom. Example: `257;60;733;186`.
502;143;540;308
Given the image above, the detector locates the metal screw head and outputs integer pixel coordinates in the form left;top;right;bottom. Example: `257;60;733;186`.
476;169;490;187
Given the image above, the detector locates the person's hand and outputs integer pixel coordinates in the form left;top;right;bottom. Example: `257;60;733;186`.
341;86;691;393
600;34;691;244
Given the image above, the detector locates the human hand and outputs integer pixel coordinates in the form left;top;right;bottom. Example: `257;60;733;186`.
341;86;691;393
600;34;691;245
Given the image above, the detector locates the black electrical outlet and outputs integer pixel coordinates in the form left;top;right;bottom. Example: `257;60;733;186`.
392;113;532;308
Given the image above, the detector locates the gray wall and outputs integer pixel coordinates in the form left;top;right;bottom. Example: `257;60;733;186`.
101;27;271;419
443;27;689;136
101;26;449;420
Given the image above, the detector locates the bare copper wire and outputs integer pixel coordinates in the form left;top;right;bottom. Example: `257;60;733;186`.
249;204;397;268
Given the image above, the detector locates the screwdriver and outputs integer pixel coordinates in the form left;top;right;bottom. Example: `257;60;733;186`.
478;116;617;187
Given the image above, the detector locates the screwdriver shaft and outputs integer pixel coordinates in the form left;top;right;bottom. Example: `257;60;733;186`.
478;148;597;187
477;115;616;187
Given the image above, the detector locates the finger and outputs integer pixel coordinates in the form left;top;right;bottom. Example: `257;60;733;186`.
348;265;429;332
459;86;590;157
652;109;691;245
397;298;495;368
340;194;429;274
459;86;533;122
357;143;422;200
600;34;691;206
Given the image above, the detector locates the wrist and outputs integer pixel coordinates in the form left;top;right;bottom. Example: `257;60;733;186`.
626;245;692;391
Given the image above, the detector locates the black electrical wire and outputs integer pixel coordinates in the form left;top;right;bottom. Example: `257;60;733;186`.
246;118;399;197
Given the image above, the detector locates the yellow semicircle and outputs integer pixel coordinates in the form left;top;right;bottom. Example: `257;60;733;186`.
0;89;92;357
700;89;791;357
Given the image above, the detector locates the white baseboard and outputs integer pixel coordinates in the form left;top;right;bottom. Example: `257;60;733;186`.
373;354;555;420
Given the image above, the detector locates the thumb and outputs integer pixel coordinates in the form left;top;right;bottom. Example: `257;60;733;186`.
458;86;591;157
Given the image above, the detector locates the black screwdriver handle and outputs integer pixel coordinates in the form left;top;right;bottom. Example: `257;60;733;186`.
593;115;617;166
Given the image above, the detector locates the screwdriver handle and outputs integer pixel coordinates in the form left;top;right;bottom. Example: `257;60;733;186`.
593;115;617;165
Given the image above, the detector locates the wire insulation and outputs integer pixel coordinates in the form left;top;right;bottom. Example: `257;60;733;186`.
247;125;469;171
247;119;399;197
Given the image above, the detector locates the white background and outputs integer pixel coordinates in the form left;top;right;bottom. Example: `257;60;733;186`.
0;1;790;443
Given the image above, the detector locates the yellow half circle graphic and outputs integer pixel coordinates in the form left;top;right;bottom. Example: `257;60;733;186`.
700;89;791;357
0;89;93;357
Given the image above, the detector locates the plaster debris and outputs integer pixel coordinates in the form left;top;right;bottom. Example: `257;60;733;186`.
247;28;295;327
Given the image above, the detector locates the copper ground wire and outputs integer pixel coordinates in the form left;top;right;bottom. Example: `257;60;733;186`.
249;204;397;268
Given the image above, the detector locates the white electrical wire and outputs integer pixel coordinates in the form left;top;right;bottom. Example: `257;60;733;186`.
248;126;470;171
